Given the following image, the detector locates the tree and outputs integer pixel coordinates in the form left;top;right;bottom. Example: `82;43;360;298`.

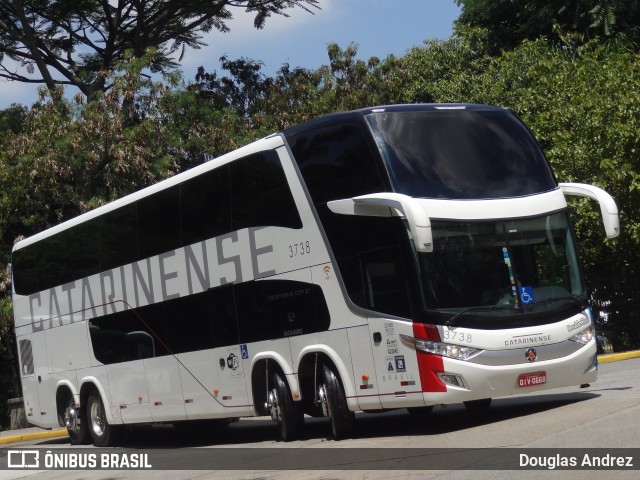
0;0;318;102
194;42;407;133
454;0;640;53
0;103;27;135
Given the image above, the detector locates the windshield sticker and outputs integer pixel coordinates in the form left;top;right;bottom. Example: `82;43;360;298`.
520;286;535;304
502;247;520;307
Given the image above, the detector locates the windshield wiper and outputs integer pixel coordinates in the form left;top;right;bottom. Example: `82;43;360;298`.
445;304;512;328
528;296;585;309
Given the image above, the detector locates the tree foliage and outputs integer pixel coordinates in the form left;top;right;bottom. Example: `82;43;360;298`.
455;0;640;53
0;0;318;101
194;42;406;131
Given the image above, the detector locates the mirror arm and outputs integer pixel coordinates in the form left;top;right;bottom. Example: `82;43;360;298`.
559;183;620;239
328;193;433;252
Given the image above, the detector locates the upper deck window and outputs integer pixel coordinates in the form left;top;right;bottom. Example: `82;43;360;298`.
366;109;557;199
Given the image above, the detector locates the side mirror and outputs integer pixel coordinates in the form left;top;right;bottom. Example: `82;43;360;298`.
559;183;620;238
327;192;433;252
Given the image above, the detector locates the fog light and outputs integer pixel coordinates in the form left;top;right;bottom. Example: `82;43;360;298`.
437;372;468;389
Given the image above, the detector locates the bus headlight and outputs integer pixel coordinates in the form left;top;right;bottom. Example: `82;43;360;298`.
400;335;481;361
569;325;595;344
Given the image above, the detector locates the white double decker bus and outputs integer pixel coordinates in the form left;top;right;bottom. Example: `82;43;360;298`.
11;104;619;445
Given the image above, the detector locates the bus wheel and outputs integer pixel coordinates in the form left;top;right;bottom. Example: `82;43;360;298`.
463;398;492;412
268;371;303;441
87;391;120;447
318;364;355;440
64;398;89;445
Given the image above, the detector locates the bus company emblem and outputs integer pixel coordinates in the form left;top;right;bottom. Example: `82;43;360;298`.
525;348;537;362
227;353;239;370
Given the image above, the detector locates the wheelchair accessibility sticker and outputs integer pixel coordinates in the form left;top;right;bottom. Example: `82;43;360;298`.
520;286;534;304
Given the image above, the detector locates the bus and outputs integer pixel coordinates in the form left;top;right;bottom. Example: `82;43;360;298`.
11;104;619;446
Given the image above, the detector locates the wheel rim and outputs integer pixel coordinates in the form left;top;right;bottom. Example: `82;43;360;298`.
268;388;281;422
64;403;80;431
89;399;105;437
317;384;330;417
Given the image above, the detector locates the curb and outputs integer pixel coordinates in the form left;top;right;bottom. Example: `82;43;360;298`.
0;428;68;445
1;351;638;446
597;350;640;364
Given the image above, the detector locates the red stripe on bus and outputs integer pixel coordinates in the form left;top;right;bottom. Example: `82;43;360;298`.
412;323;446;392
416;351;447;393
412;322;441;341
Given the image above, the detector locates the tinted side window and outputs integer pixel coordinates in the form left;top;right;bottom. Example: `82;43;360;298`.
12;149;298;296
89;303;169;365
319;210;413;318
236;280;330;343
230;151;302;231
286;122;388;204
138;186;181;259
100;204;138;271
181;166;231;245
89;286;238;363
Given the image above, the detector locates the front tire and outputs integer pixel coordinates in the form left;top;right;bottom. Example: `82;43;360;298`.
87;391;120;447
269;371;303;441
319;364;355;440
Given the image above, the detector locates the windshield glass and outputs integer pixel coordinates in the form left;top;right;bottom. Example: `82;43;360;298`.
366;108;557;199
417;212;585;326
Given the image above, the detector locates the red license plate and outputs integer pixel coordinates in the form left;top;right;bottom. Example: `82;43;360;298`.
518;371;547;387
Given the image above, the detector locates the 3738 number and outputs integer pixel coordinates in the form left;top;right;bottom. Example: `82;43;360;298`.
289;241;310;258
443;329;473;343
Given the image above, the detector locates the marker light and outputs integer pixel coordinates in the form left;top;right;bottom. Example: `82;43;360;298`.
569;325;595;345
400;334;481;361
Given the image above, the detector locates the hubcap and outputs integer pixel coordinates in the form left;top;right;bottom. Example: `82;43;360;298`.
268;389;281;422
64;405;80;431
317;384;329;417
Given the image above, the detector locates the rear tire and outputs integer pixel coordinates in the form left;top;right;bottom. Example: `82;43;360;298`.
319;364;355;440
87;391;120;447
63;397;90;445
269;370;303;441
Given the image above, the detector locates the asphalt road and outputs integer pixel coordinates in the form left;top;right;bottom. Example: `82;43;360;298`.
2;357;639;479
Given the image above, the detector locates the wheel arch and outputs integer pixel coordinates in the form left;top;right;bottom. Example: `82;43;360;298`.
77;377;119;425
250;352;298;417
296;346;357;413
54;381;77;427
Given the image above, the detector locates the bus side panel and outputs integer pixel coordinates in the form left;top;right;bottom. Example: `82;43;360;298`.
46;321;92;373
346;325;382;410
369;318;427;409
145;356;187;422
179;346;252;420
106;360;152;424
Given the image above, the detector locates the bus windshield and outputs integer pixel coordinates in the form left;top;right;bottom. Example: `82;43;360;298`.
416;211;585;326
366;108;557;199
